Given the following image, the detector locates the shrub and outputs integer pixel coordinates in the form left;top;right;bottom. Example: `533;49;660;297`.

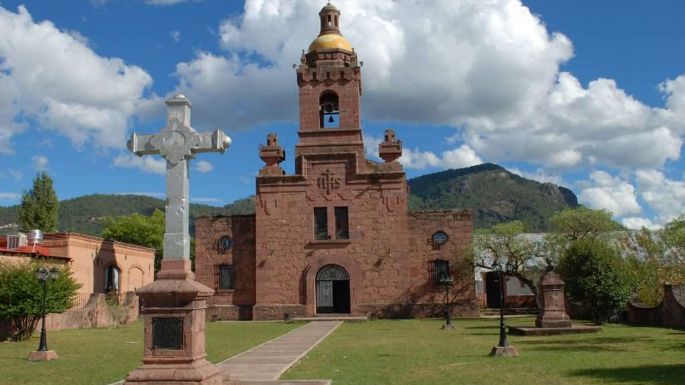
0;262;79;341
557;239;632;325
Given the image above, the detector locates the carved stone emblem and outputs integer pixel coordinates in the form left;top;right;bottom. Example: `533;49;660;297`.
317;169;341;194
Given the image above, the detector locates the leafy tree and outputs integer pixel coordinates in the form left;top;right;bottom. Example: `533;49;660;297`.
662;215;685;256
0;262;79;341
473;221;553;307
101;209;165;271
550;207;621;241
622;218;685;305
557;239;632;325
18;172;59;232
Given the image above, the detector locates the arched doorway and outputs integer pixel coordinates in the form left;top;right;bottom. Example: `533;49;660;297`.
316;265;350;314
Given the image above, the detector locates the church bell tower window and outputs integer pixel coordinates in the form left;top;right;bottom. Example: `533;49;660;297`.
320;91;340;128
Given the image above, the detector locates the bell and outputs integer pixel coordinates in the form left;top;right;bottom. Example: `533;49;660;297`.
328;115;335;124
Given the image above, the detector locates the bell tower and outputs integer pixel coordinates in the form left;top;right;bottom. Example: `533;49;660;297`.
295;2;365;174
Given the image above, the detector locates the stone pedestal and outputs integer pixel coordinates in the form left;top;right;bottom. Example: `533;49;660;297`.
536;271;572;328
125;260;222;385
489;346;519;357
27;350;58;361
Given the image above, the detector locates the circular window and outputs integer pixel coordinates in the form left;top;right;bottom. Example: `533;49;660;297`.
432;231;449;245
218;236;233;251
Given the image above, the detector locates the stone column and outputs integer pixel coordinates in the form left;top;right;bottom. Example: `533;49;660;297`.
535;271;572;328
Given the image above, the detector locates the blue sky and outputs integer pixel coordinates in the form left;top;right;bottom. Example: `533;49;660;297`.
0;0;683;230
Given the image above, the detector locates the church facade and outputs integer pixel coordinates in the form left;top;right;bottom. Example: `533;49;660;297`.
194;3;477;320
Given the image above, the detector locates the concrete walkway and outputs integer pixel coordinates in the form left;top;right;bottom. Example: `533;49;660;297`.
218;321;341;384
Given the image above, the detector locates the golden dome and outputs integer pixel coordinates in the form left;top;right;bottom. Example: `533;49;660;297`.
308;34;352;52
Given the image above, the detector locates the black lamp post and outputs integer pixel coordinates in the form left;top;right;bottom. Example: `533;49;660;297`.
36;266;58;352
439;276;455;330
492;260;514;348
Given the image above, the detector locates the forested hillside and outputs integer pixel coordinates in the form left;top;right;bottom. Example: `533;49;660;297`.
0;163;578;234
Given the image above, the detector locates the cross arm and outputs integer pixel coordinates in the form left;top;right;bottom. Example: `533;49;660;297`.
127;133;161;156
192;129;232;154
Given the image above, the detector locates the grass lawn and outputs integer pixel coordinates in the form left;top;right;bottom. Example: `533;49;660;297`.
283;317;685;385
0;320;299;385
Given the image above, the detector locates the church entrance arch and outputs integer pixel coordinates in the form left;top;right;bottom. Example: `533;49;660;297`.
316;265;350;314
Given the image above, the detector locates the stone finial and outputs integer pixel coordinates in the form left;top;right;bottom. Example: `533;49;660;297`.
259;133;286;176
379;128;402;163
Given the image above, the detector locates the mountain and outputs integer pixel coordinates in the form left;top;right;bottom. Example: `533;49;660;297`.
408;163;578;231
0;194;256;236
0;163;577;235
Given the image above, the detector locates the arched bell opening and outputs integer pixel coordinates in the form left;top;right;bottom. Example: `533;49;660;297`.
316;264;350;314
319;91;340;128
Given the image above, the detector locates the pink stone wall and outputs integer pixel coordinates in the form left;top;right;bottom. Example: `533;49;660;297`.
194;215;256;320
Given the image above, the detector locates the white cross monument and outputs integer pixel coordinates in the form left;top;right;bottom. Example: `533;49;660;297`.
124;95;229;385
128;94;230;267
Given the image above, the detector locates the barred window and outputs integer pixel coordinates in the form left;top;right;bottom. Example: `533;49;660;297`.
335;207;349;239
430;260;451;285
215;264;234;290
314;207;329;240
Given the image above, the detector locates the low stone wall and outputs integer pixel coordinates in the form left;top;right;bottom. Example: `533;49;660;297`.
627;285;685;329
0;292;139;341
45;292;139;331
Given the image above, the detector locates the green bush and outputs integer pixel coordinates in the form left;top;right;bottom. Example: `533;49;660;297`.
557;239;632;325
0;262;80;341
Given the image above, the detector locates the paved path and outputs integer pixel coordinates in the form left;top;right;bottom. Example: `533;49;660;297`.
217;321;341;384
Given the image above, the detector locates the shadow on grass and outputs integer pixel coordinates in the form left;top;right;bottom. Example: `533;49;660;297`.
571;364;685;384
517;336;655;346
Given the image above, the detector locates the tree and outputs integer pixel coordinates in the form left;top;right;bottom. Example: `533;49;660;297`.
557;239;632;325
101;209;165;271
473;221;550;307
662;215;685;257
18;172;59;232
622;218;685;306
550;207;621;241
0;262;79;341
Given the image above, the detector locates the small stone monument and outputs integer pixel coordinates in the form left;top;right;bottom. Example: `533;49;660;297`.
124;95;230;385
535;269;572;328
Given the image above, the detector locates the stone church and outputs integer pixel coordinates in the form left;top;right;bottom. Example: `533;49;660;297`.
195;3;477;320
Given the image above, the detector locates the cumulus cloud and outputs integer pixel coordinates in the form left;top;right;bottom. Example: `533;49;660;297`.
170;0;684;174
578;171;641;217
635;169;685;224
0;192;20;201
32;155;48;171
194;160;213;173
509;168;564;186
113;153;165;175
621;217;661;231
0;6;151;153
364;134;481;170
170;30;181;43
145;0;191;5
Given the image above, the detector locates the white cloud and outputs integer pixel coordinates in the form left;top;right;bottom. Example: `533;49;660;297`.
32;155;48;171
146;0;191;6
191;197;222;204
114;191;164;199
8;169;22;180
194;160;213;173
621;217;661;231
0;192;20;201
170;0;683;173
113;153;165;175
170;30;181;43
364;134;482;170
0;6;151;153
509;168;564;185
578;171;641;217
635;169;685;224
